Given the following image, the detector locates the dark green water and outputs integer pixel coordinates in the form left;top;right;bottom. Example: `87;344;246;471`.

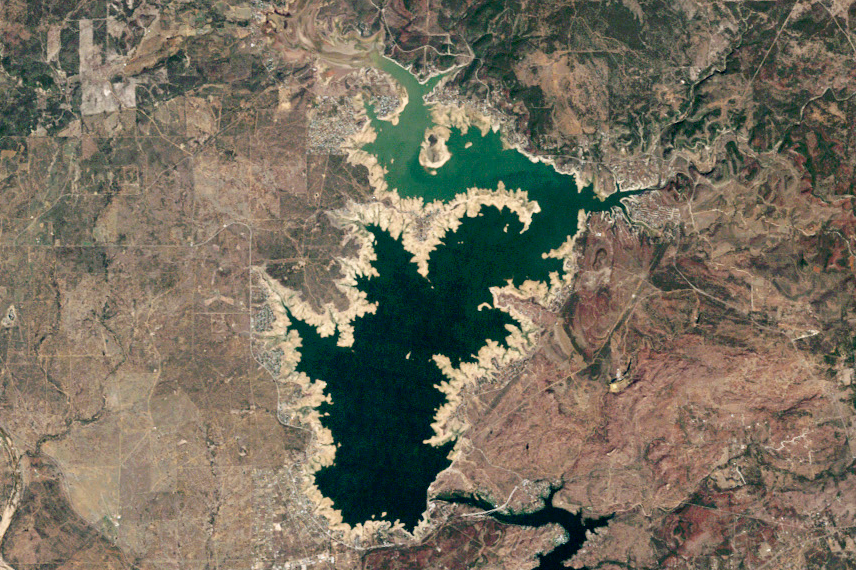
438;489;611;570
287;56;625;530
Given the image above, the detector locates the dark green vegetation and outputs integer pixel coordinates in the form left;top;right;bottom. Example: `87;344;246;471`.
2;456;128;569
0;30;77;137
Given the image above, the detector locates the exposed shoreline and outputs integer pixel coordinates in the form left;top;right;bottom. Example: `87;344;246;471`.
418;125;452;170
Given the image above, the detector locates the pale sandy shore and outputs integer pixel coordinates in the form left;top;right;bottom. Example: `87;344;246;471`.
418;125;452;170
336;178;541;279
429;100;496;137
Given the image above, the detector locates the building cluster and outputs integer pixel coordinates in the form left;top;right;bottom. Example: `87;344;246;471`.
257;347;284;376
623;191;681;230
252;304;275;332
252;466;338;569
370;95;399;119
308;96;364;154
426;85;502;130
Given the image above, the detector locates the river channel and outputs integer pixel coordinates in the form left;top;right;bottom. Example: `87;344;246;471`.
437;489;611;569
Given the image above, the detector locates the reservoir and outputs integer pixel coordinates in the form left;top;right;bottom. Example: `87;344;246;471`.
287;55;625;530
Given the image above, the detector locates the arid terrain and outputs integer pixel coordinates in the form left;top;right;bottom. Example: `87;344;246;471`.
1;0;856;569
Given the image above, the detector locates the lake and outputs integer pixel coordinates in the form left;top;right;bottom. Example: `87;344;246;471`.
288;55;623;530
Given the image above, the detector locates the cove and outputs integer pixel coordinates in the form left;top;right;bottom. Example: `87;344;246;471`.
285;55;627;530
436;489;611;569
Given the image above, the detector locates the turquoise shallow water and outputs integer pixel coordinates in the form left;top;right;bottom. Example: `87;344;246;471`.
288;56;624;530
